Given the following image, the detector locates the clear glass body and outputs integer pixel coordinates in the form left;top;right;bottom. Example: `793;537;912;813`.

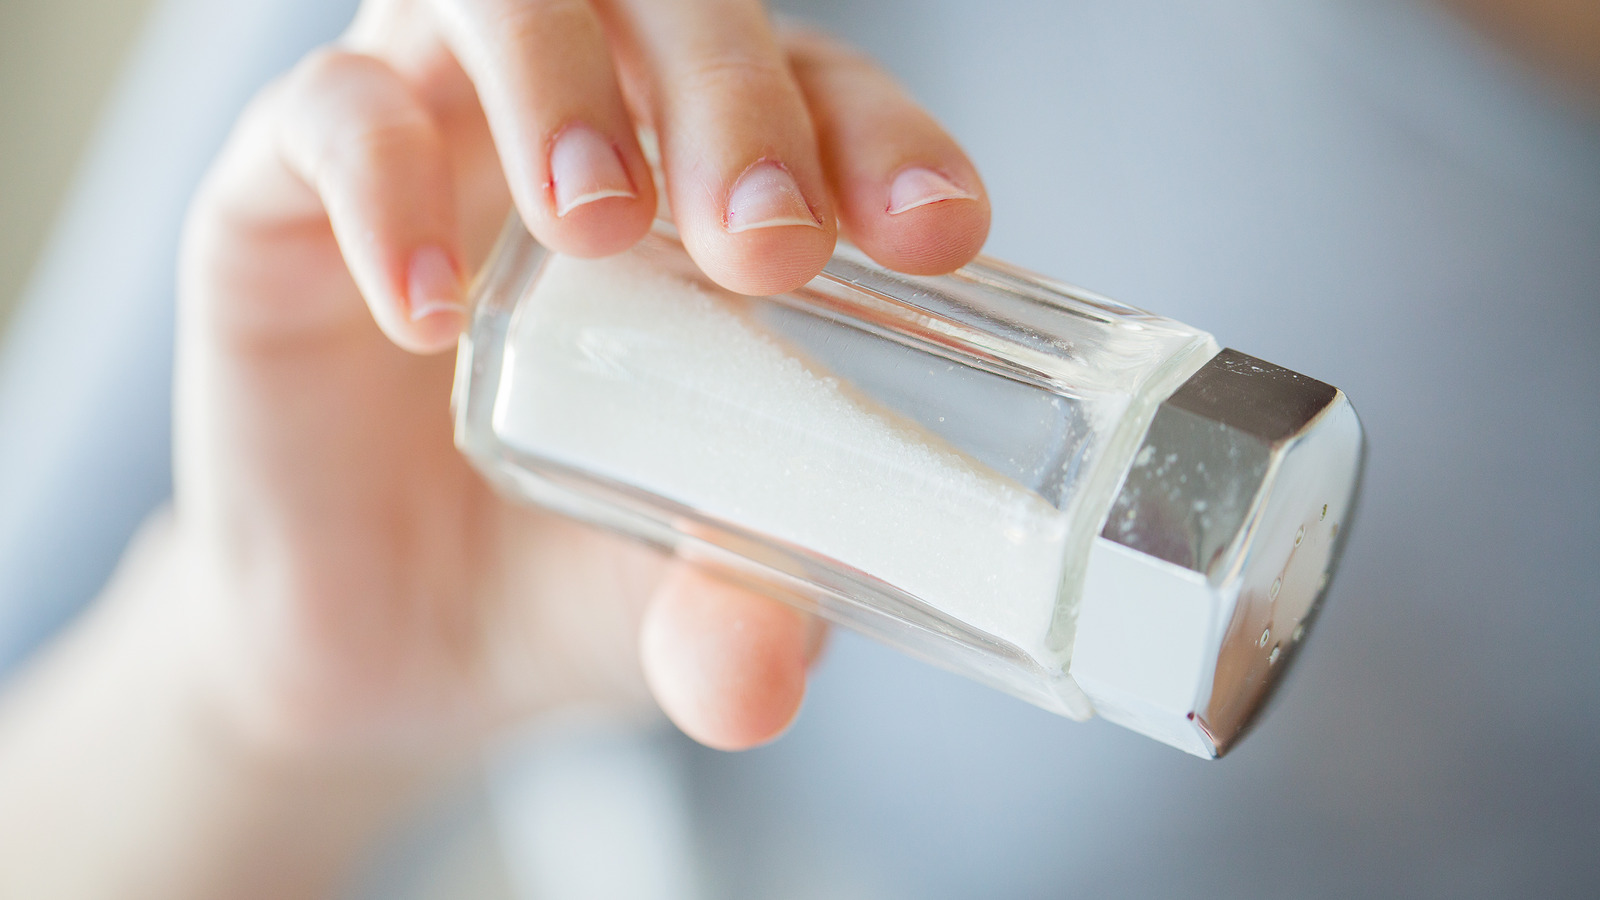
454;219;1218;717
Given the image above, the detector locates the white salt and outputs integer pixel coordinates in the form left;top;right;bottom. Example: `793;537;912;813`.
494;252;1071;663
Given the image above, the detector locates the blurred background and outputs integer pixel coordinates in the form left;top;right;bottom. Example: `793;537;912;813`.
2;0;1598;897
0;0;155;332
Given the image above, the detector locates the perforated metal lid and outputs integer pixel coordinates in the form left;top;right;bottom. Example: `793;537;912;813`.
1068;350;1366;758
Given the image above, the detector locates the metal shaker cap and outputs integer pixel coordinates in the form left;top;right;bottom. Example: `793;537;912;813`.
1067;349;1365;758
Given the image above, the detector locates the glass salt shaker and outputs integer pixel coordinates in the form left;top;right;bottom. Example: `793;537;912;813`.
453;216;1365;758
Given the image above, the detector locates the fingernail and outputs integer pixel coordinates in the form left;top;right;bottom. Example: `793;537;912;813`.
407;245;463;322
725;160;822;233
886;166;975;215
550;123;637;217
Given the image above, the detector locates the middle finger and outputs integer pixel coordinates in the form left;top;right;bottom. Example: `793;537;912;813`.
597;0;837;295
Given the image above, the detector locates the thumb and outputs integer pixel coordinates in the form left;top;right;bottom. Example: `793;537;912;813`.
639;564;820;751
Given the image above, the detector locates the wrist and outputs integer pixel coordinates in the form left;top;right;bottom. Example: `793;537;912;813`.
125;508;454;825
161;507;486;772
0;510;451;898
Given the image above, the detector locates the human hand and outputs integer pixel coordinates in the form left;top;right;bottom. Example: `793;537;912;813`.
176;0;991;764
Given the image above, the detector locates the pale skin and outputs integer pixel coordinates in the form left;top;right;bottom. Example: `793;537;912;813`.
4;0;1591;896
0;0;991;896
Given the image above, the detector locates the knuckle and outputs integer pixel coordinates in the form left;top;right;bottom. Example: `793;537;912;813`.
675;52;795;99
483;0;597;67
780;26;849;60
326;113;437;181
782;31;888;85
288;47;375;94
272;49;438;181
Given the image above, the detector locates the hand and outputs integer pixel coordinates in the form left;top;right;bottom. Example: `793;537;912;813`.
176;0;991;762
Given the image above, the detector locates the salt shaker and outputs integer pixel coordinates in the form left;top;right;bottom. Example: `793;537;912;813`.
453;216;1365;758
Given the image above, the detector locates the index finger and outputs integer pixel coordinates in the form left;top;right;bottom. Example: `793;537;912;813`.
422;0;657;257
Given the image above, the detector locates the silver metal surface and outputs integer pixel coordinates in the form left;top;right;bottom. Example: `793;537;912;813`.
1079;349;1365;757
